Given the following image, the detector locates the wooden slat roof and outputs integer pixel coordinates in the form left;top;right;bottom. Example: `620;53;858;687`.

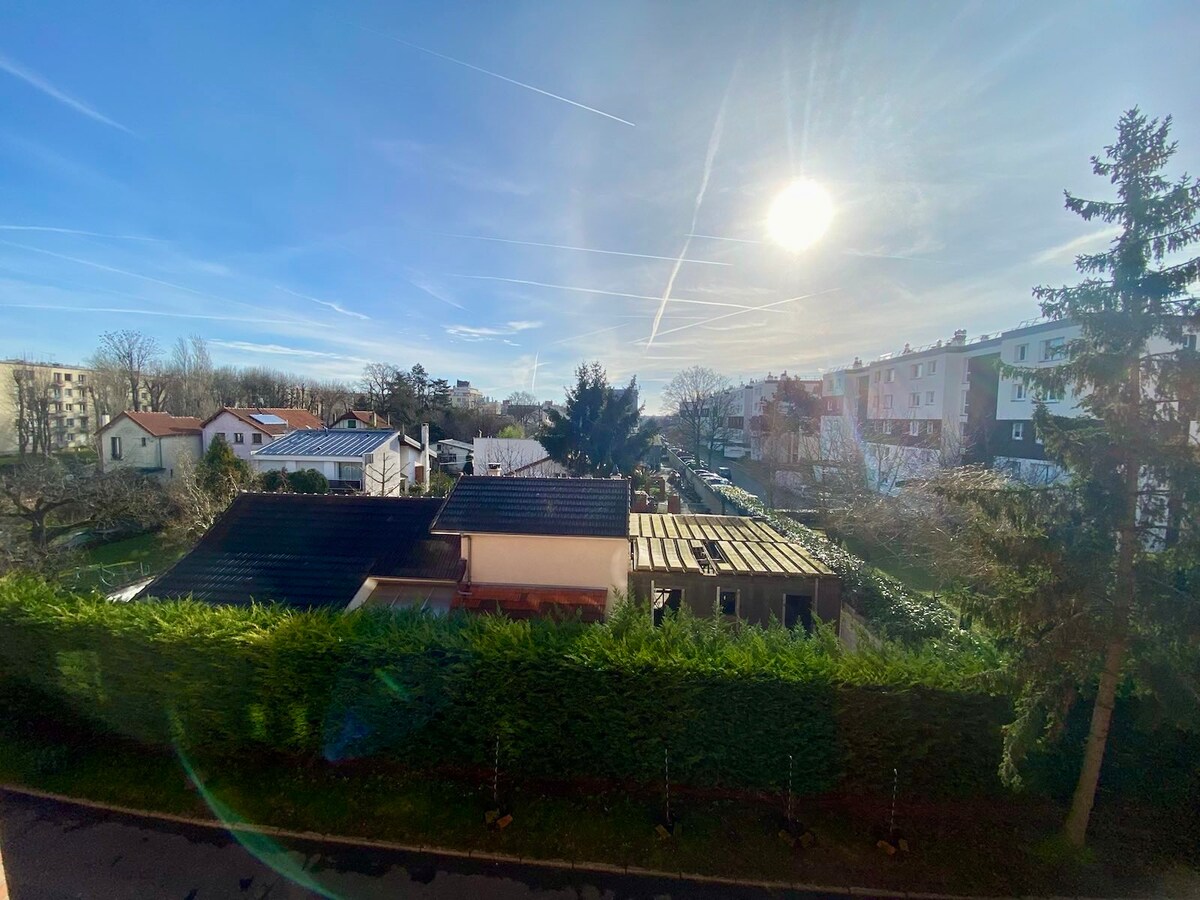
627;513;834;577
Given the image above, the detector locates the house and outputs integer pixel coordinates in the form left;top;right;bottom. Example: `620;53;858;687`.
250;428;430;495
201;407;324;461
138;493;462;612
628;513;840;631
471;437;568;477
331;410;391;429
96;411;203;479
431;476;631;620
435;438;474;475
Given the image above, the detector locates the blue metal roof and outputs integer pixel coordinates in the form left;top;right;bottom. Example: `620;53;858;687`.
251;428;397;458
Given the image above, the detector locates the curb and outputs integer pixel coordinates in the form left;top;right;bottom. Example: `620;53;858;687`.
0;783;1128;900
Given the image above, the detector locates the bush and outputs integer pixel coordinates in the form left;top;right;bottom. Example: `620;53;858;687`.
261;469;329;494
0;576;1010;798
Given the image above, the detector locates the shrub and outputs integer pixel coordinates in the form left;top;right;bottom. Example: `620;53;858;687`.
287;469;329;494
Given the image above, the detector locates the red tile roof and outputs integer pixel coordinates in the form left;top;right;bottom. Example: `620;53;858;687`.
336;409;390;427
112;411;203;437
203;407;324;435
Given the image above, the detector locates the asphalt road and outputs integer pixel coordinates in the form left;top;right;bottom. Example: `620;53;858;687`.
0;790;847;900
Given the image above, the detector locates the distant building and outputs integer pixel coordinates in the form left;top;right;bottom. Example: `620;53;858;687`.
96;411;203;480
0;360;96;455
435;438;474;475
449;380;483;409
331;410;391;429
250;428;429;496
471;437;567;477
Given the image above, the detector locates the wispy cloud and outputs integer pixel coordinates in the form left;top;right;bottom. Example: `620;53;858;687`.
276;285;370;320
209;339;357;359
375;140;533;196
408;273;465;310
448;275;782;311
0;302;283;325
443;233;728;266
0;225;161;241
0;52;132;134
1031;226;1121;265
446;320;542;341
359;27;635;127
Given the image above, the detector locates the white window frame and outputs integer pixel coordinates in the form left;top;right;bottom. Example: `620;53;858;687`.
1013;382;1027;401
925;391;935;405
1015;343;1028;362
909;392;920;408
909;421;920;437
929;360;937;375
233;432;245;444
884;368;895;383
883;395;894;410
911;363;923;378
1012;422;1025;441
1042;337;1067;361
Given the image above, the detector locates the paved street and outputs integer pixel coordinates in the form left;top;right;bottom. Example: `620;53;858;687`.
0;790;846;899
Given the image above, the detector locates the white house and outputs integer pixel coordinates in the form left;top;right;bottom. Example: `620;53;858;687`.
435;439;474;475
331;410;391;429
96;411;203;480
201;407;324;462
251;427;432;496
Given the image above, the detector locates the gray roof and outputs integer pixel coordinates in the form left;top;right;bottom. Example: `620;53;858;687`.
432;476;630;538
251;428;397;459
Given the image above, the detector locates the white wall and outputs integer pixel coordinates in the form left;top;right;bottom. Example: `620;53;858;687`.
995;323;1084;421
99;418;200;480
466;533;630;610
203;411;274;461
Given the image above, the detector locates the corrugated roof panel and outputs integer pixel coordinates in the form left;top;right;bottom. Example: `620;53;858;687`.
252;428;397;459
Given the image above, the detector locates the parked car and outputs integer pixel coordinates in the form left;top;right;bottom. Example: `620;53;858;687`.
717;466;732;480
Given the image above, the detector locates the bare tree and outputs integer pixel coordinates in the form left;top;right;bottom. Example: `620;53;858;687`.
166;335;215;417
364;452;405;496
10;363;54;457
92;330;160;413
662;366;734;466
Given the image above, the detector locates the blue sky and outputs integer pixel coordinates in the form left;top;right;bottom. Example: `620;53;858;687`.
1;1;1197;411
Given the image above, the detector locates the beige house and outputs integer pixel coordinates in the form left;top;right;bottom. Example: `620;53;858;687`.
0;360;95;455
96;411;203;480
201;407;324;462
431;476;631;620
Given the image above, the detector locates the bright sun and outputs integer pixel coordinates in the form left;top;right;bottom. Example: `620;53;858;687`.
766;179;834;251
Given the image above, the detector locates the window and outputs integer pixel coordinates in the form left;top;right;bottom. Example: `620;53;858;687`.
1186;334;1198;351
110;436;122;459
652;587;683;626
883;394;894;410
1012;423;1025;441
252;433;263;445
1015;343;1029;362
64;373;72;382
78;402;86;412
346;419;358;428
141;437;147;447
909;392;920;407
911;363;923;378
1042;337;1067;361
54;372;62;382
65;418;74;427
884;368;895;383
727;416;744;430
65;389;73;397
65;403;73;411
66;433;74;441
1013;383;1027;401
217;432;227;440
929;360;937;375
962;392;969;415
925;391;935;404
77;374;86;384
233;432;245;444
874;370;881;383
719;589;738;617
909;421;920;436
78;417;87;429
1039;386;1063;403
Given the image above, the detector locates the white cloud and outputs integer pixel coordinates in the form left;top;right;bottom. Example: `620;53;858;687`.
445;320;543;341
1031;226;1121;265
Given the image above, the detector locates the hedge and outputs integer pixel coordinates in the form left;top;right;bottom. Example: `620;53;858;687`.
0;577;1006;798
712;484;974;647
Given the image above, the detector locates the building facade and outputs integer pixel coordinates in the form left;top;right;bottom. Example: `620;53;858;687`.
251;428;429;496
0;360;96;455
96;411;203;480
201;408;324;461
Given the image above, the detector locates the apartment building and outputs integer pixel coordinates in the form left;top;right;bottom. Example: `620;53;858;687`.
0;360;96;455
717;373;821;461
449;380;483;409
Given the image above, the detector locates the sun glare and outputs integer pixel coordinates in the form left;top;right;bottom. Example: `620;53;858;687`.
766;179;834;252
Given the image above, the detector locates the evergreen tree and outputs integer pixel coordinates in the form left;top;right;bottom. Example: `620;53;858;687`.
541;363;657;476
195;434;255;499
945;109;1200;847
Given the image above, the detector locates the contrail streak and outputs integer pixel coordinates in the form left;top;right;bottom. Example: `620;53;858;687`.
0;53;133;134
632;288;838;344
449;274;778;311
687;233;762;244
359;27;635;127
0;302;284;325
443;233;728;266
0;225;162;241
647;67;737;347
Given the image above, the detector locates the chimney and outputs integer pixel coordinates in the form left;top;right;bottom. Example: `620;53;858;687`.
99;413;111;429
952;329;967;346
421;423;431;491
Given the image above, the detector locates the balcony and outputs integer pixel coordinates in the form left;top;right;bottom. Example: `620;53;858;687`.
328;479;363;493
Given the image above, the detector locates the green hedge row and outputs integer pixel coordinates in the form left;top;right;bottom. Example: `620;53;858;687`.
0;577;1005;798
712;484;973;647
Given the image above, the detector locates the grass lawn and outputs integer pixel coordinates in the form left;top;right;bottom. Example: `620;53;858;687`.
70;531;187;592
0;700;1194;897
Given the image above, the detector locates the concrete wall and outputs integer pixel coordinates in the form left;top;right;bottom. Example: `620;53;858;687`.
465;533;630;610
99;418;200;480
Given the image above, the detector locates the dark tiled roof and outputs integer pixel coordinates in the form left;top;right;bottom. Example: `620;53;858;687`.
139;493;462;609
251;428;397;459
432;476;630;538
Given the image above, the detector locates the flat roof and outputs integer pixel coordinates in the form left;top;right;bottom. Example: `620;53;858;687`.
629;513;834;578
